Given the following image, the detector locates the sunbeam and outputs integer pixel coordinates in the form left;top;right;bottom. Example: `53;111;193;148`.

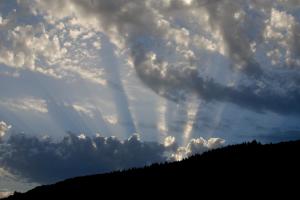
156;97;168;139
183;95;200;145
101;37;137;137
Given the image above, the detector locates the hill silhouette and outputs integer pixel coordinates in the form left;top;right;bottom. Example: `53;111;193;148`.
4;140;300;199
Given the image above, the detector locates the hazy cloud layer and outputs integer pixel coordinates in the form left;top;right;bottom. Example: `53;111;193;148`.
0;129;224;184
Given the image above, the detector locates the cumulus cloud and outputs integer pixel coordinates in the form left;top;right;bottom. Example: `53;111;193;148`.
17;0;299;116
170;137;225;161
0;121;11;139
164;136;176;148
0;15;67;72
0;132;224;184
0;2;106;86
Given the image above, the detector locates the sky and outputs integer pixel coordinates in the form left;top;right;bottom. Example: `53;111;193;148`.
1;0;300;195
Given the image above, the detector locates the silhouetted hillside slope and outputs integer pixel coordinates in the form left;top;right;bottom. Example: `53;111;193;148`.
4;140;300;199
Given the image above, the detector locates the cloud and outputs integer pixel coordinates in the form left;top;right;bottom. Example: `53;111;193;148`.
72;103;95;118
19;0;300;116
164;136;176;148
0;121;11;139
0;168;15;198
1;0;299;116
104;115;118;125
0;168;14;179
0;3;106;86
170;137;225;161
0;97;48;114
0;14;67;72
0;132;224;184
0;167;38;193
0;191;12;199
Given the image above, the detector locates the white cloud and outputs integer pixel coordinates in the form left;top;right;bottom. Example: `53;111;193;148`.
0;121;11;138
0;5;106;86
77;133;87;140
72;104;95;118
0;19;67;71
60;65;107;86
104;115;119;125
69;28;83;40
171;137;225;161
93;41;101;49
263;8;300;67
0;97;48;114
270;8;295;30
164;136;175;147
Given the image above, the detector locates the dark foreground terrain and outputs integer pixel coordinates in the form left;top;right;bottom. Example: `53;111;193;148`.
4;140;300;199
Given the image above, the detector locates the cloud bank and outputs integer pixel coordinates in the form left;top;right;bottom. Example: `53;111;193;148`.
0;124;224;184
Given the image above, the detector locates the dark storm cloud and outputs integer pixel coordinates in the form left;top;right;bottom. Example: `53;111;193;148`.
197;0;265;77
133;52;300;116
0;133;166;183
0;131;224;184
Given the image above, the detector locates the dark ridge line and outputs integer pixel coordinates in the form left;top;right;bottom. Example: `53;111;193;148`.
4;139;300;199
